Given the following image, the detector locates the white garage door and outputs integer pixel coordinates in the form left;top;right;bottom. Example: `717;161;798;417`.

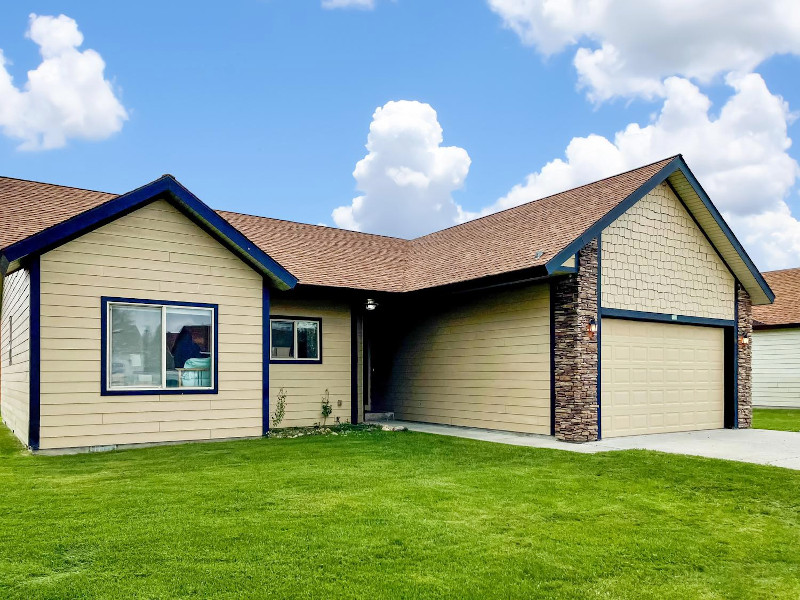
601;318;725;438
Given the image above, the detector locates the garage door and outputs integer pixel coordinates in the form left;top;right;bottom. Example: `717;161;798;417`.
601;318;724;438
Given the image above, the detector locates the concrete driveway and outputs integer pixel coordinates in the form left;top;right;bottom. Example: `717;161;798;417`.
379;420;800;470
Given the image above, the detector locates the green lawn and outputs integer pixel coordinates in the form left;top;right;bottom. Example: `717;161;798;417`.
1;425;799;599
753;408;800;432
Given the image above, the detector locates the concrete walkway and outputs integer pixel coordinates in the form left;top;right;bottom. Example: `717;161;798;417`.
378;420;800;470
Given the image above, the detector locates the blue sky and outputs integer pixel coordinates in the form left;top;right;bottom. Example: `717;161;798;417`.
1;1;800;268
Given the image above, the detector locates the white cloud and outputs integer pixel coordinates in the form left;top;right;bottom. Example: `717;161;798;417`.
322;0;375;9
332;100;471;238
0;14;127;150
466;73;800;270
487;0;800;101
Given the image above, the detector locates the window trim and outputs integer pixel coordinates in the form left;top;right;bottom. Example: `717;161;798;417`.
100;297;219;396
269;315;323;364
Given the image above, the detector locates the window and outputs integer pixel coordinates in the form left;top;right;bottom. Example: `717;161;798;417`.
270;316;321;363
102;298;217;394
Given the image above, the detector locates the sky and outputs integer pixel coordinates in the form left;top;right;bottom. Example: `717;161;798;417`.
1;1;800;270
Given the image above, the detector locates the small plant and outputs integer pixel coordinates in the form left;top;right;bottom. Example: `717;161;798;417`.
321;388;333;426
272;387;287;427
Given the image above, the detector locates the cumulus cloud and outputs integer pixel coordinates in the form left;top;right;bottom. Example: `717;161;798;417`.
332;100;471;238
466;73;800;270
322;0;375;9
487;0;800;101
0;14;127;150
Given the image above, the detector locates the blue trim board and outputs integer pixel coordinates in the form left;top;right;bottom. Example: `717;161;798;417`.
100;296;219;396
263;284;270;435
600;307;734;328
268;315;323;365
1;176;297;291
28;256;40;450
596;234;602;441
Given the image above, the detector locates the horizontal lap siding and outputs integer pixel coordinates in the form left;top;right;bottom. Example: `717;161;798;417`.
269;296;352;428
387;283;550;434
1;269;31;445
752;329;800;408
38;200;263;450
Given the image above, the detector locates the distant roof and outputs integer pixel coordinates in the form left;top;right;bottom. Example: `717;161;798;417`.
0;156;774;302
753;269;800;328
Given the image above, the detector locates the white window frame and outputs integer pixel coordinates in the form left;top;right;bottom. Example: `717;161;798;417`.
269;317;321;363
105;301;216;392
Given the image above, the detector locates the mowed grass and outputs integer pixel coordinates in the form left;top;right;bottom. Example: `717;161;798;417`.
1;425;799;599
753;408;800;432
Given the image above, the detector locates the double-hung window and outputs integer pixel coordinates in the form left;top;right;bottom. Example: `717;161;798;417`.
270;316;321;363
103;298;217;394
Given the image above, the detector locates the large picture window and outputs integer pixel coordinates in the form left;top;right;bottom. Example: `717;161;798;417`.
270;316;321;363
102;298;217;394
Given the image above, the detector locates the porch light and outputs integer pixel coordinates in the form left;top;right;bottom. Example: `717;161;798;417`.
588;318;598;340
365;299;379;311
739;332;750;346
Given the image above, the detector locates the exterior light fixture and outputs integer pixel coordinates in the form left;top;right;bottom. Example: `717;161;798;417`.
739;332;750;346
588;318;598;340
365;299;378;311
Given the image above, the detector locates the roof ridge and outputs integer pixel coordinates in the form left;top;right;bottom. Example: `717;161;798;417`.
217;209;411;243
0;174;119;197
410;155;680;241
762;267;800;275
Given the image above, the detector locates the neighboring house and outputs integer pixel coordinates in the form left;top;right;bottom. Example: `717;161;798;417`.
0;155;773;453
752;268;800;408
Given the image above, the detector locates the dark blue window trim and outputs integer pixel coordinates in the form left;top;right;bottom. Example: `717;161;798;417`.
549;279;556;437
544;155;774;304
28;256;41;450
600;307;734;328
1;176;297;291
262;285;270;435
268;315;323;365
733;288;739;428
100;296;219;396
596;234;602;441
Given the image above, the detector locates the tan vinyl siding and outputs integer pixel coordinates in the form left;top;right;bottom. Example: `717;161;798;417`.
269;296;352;428
1;269;31;445
38;200;264;450
752;328;800;408
602;182;735;320
386;282;550;434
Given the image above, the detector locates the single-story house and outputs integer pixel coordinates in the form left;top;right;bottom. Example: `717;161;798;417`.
752;268;800;408
0;154;773;453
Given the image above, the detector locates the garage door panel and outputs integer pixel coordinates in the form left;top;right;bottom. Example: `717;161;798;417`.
601;318;724;438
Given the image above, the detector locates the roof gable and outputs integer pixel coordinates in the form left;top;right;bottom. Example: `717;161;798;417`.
0;175;297;290
0;157;774;302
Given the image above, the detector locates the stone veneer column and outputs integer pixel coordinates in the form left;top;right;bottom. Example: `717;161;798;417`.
553;238;599;442
737;284;753;428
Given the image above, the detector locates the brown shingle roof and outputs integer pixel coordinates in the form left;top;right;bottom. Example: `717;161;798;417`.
753;268;800;328
0;176;117;250
0;157;675;292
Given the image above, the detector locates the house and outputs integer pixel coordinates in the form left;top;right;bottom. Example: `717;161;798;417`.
0;155;773;453
752;268;800;408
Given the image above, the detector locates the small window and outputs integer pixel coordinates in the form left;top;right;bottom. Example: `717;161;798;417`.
270;317;321;363
103;298;216;394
